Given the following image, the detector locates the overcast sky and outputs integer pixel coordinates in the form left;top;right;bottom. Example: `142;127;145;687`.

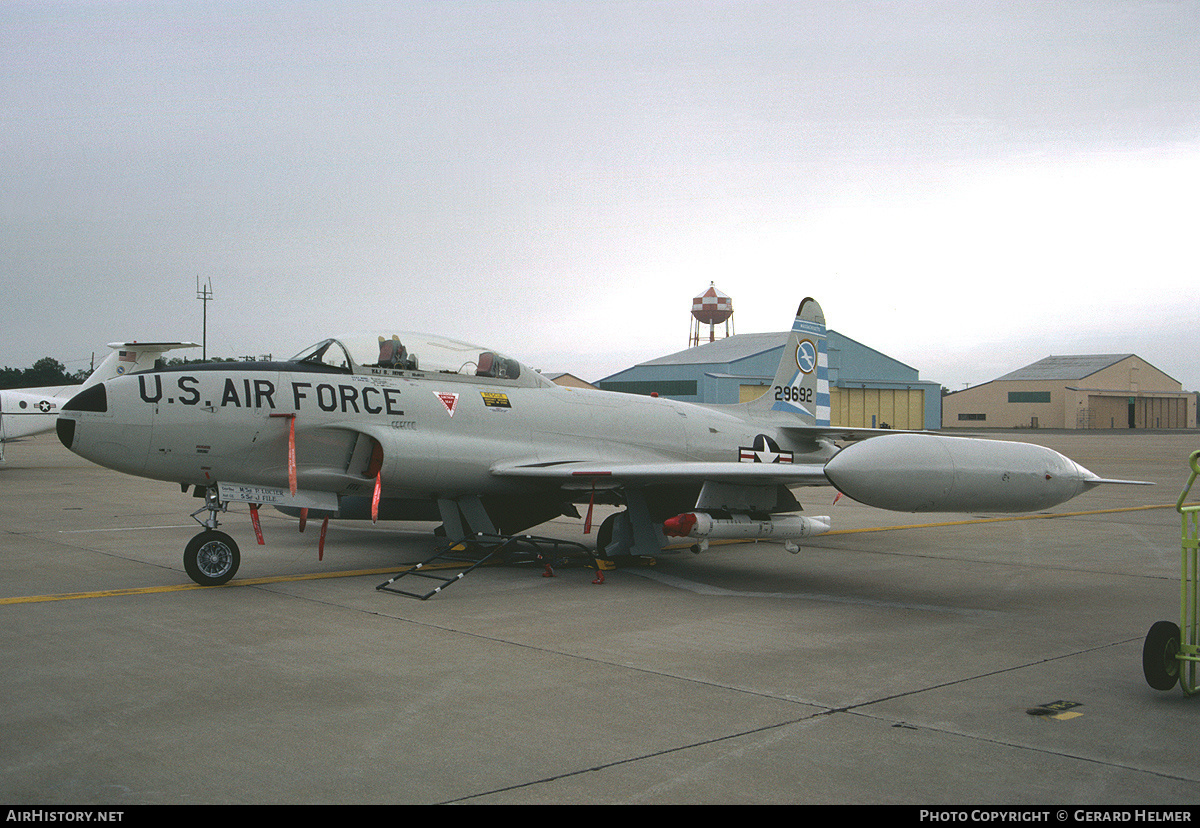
3;1;1198;391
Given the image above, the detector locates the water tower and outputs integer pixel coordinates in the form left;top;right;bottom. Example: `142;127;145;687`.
689;282;734;346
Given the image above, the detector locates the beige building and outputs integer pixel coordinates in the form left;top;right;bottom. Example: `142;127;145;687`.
943;354;1196;430
545;372;599;390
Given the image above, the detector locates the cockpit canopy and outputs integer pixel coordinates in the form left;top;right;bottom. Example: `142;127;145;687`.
289;334;553;388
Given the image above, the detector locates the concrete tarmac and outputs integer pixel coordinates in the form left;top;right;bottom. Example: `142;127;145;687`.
2;430;1198;805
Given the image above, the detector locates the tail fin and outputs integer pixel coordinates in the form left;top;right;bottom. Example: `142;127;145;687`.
748;297;829;426
80;341;199;390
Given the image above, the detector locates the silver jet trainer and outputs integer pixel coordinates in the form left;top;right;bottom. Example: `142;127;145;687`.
56;298;1146;586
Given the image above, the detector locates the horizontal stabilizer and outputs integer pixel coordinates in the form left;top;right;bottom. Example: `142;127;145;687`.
82;341;200;390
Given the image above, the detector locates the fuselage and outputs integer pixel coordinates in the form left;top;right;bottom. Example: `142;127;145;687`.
56;359;833;504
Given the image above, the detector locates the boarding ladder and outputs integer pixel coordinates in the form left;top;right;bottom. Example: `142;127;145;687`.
376;533;593;600
1143;449;1200;694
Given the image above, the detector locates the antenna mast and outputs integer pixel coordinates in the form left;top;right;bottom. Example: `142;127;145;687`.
196;276;213;360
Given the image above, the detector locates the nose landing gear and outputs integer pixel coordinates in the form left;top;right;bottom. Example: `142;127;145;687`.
184;486;241;586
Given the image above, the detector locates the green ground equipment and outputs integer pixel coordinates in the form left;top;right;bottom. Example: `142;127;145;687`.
1142;449;1200;694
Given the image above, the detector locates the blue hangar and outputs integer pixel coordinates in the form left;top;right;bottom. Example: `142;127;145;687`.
597;330;943;430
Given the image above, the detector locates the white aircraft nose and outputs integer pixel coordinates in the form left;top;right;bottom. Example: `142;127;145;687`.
57;379;153;477
57;383;108;449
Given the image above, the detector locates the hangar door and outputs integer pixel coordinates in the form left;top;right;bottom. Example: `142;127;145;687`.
1086;394;1188;429
831;387;925;429
739;384;769;403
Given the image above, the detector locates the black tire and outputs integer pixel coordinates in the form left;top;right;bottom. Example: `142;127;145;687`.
184;530;241;586
1142;620;1181;691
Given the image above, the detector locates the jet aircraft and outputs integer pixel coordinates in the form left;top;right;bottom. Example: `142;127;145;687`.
55;299;1145;586
1;342;196;460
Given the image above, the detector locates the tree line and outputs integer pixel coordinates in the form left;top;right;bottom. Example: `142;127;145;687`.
0;358;87;390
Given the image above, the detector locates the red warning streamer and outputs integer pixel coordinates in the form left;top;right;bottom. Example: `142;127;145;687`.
250;503;265;545
573;472;609;535
364;438;384;524
584;481;596;535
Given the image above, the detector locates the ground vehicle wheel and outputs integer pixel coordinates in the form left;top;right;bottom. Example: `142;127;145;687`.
1142;620;1181;691
184;530;241;586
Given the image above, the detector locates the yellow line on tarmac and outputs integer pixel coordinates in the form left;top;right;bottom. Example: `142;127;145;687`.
0;564;442;606
1;503;1172;606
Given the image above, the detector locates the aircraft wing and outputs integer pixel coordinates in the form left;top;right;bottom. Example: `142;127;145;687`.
490;459;831;487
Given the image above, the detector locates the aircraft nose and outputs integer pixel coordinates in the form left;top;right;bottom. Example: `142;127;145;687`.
56;378;156;477
57;383;108;450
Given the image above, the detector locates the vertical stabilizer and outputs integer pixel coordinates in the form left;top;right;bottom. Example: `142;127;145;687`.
749;297;829;426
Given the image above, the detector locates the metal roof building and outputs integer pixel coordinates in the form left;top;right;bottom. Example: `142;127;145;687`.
597;330;943;430
996;354;1137;382
943;354;1196;429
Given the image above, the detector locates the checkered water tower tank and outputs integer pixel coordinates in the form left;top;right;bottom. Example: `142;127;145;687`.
689;283;734;346
691;283;733;325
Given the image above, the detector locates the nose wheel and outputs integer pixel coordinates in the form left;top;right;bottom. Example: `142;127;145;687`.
184;530;241;586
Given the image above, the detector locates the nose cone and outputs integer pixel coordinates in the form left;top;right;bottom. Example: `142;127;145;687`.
57;383;107;450
56;379;151;476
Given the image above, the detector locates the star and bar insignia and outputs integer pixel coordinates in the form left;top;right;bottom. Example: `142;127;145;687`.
738;434;793;464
